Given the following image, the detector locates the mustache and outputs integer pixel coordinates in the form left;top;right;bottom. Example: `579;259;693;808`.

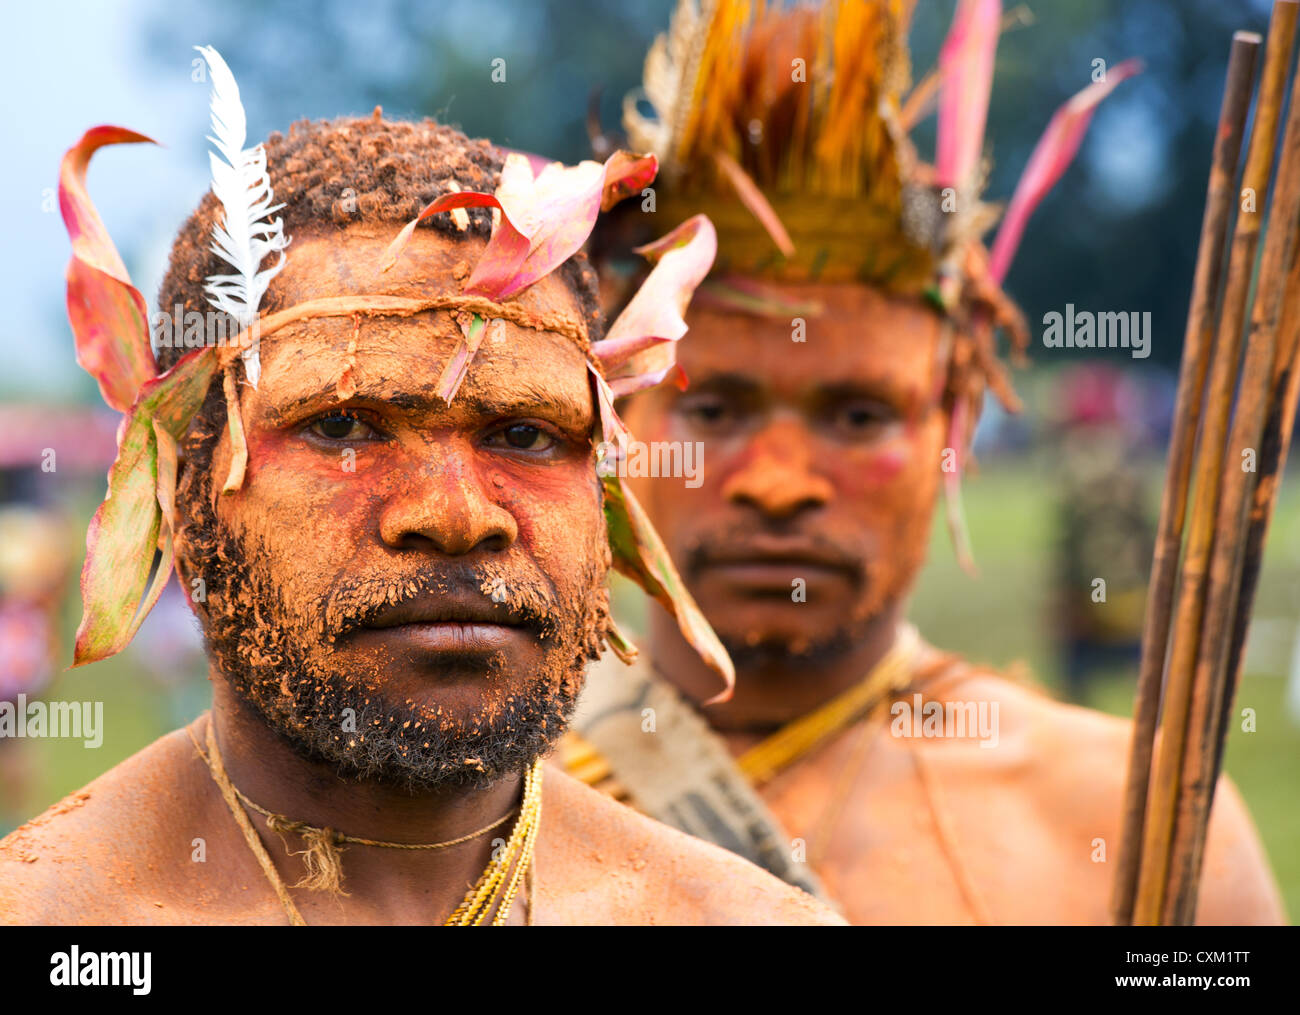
684;519;870;579
322;561;560;637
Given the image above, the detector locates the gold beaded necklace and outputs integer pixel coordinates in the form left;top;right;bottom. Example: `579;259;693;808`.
445;758;544;925
190;717;544;926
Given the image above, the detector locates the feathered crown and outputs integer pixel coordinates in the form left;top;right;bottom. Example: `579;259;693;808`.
613;0;1138;315
58;47;734;699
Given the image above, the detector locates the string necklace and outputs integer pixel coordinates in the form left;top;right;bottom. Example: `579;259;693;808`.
188;718;543;925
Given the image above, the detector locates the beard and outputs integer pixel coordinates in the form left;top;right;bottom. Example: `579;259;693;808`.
175;455;611;794
681;517;919;667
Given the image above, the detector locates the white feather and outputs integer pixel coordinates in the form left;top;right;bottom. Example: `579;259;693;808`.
195;44;289;387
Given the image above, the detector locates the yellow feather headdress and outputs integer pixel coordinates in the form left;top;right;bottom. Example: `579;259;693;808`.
623;0;934;290
615;0;1138;311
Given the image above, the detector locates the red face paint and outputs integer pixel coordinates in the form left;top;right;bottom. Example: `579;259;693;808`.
622;280;947;655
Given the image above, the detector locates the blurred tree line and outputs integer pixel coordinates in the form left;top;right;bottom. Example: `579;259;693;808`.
147;0;1277;370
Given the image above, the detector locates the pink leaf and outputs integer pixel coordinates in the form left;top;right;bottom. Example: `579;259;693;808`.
379;191;505;273
600;150;659;212
467;151;657;300
591;365;630;448
590;215;717;385
608;361;685;399
988;59;1142;284
60;125;159;411
935;0;1002;189
381;151;657;304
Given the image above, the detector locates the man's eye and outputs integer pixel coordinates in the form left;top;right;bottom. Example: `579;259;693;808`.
486;424;557;452
681;399;732;426
309;413;376;441
833;402;895;435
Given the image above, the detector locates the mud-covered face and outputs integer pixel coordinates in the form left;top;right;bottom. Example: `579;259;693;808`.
174;227;610;790
621;282;946;662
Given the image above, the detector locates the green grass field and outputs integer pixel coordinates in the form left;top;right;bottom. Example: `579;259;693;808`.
4;459;1297;920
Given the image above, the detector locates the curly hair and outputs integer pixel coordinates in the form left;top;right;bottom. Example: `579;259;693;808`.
158;111;603;520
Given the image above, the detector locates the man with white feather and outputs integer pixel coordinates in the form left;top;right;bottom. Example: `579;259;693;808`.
0;46;841;926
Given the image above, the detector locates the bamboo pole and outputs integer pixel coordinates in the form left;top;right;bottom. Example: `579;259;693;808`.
1218;218;1300;776
1168;37;1300;924
1111;30;1261;926
1131;0;1299;926
1207;196;1300;835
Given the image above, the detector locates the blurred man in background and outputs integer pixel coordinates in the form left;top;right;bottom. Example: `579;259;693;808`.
563;0;1284;924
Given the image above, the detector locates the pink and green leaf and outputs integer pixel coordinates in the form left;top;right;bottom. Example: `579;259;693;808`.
602;472;734;702
988;59;1142;284
73;346;218;666
60;125;159;411
934;0;1002;190
434;313;488;403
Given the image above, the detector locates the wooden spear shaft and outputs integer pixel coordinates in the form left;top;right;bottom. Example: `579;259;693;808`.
1168;34;1300;924
1111;30;1261;926
1131;0;1299;926
1214;187;1300;800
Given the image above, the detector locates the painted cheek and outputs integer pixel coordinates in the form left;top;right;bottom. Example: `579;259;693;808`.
480;457;595;542
831;430;910;492
860;446;907;485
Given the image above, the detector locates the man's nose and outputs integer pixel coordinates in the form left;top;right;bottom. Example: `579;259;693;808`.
379;444;517;554
721;420;832;520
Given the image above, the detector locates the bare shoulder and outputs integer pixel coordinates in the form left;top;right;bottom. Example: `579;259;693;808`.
926;665;1284;923
534;764;844;926
921;666;1133;783
0;726;216;924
